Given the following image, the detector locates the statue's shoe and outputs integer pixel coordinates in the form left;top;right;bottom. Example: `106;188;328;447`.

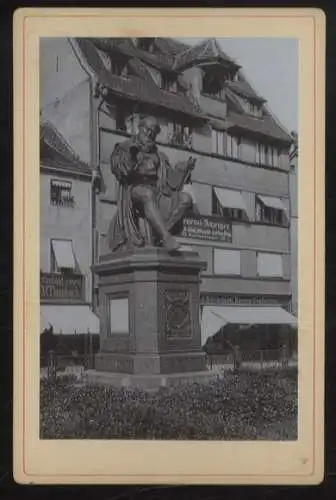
163;235;181;253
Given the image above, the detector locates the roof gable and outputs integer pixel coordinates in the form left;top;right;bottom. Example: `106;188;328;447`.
40;120;91;172
174;38;240;71
76;38;205;119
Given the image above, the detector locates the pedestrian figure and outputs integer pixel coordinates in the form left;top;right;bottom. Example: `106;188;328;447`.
233;344;242;374
47;349;56;380
281;344;289;369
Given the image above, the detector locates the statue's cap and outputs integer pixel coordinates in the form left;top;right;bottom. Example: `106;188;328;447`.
139;115;161;134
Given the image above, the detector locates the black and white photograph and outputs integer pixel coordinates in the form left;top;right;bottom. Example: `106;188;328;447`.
13;6;326;485
39;34;300;442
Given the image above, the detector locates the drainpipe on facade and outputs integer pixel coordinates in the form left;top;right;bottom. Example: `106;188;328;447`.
90;84;105;314
287;144;293;314
68;38;105;315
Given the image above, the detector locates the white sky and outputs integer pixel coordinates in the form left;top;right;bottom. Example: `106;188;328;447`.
177;38;298;134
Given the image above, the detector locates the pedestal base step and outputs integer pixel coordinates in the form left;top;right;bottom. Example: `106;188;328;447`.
86;369;215;391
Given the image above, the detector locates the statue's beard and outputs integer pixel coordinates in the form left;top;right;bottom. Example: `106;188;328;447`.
135;134;156;153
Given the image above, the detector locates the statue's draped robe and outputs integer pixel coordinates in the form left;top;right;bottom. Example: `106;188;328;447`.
108;138;189;252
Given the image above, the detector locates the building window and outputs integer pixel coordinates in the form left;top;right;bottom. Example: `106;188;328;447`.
203;73;226;100
93;287;100;310
226;133;240;159
227;71;239;82
115;109;139;134
214;249;241;275
242;98;262;117
156;122;169;143
162;74;177;92
50;180;74;208
256;143;280;167
125;113;140;135
216;205;246;222
168;122;192;149
256;143;265;165
257;253;283;278
250;102;261;117
50;239;77;274
255;198;287;226
211;129;225;156
137;38;155;52
97;49;128;77
212;187;249;222
147;66;162;87
272;147;280;167
109;56;128;77
97;49;111;71
212;130;241;159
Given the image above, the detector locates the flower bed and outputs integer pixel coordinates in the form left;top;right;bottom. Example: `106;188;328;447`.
40;369;297;440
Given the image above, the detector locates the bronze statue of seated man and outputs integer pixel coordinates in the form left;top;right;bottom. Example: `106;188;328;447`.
107;115;196;253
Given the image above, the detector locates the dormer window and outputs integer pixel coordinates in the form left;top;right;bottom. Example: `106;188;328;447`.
243;98;262;117
111;57;128;77
50;180;74;208
162;73;177;92
168;122;193;149
256;143;280;167
97;48;128;77
97;49;112;71
147;66;162;87
137;38;155;53
227;71;239;82
202;72;226;100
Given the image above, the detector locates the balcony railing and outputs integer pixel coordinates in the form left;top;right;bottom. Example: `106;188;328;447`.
40;272;85;301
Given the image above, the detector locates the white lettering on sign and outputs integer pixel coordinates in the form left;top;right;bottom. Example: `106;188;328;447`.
182;215;232;242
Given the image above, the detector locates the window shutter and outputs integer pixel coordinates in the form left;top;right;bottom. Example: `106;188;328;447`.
211;129;218;154
214;249;241;275
257;253;283;277
218;131;224;156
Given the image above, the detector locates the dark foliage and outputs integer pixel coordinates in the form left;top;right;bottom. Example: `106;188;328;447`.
40;370;297;441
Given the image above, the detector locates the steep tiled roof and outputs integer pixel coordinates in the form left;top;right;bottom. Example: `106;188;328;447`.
225;79;265;102
90;38;175;71
226;112;292;144
40;120;91;171
75;37;290;145
41;121;79;162
134;47;175;70
224;87;246;114
128;58;154;81
174;38;240;71
76;38;205;119
89;37;129;52
154;37;190;56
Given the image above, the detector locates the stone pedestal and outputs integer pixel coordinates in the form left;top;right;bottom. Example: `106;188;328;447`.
87;247;213;390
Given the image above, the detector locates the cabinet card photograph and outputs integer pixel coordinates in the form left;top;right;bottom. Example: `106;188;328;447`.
13;7;325;485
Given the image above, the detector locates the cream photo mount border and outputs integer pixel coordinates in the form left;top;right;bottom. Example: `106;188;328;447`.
13;7;325;485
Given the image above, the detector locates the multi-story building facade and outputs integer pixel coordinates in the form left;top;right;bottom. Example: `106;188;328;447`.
39;119;99;335
289;132;298;317
40;36;297;344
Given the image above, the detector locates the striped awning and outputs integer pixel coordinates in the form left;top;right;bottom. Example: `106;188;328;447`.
214;187;249;215
201;305;297;345
51;180;72;189
257;194;288;213
51;240;76;269
41;305;100;334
